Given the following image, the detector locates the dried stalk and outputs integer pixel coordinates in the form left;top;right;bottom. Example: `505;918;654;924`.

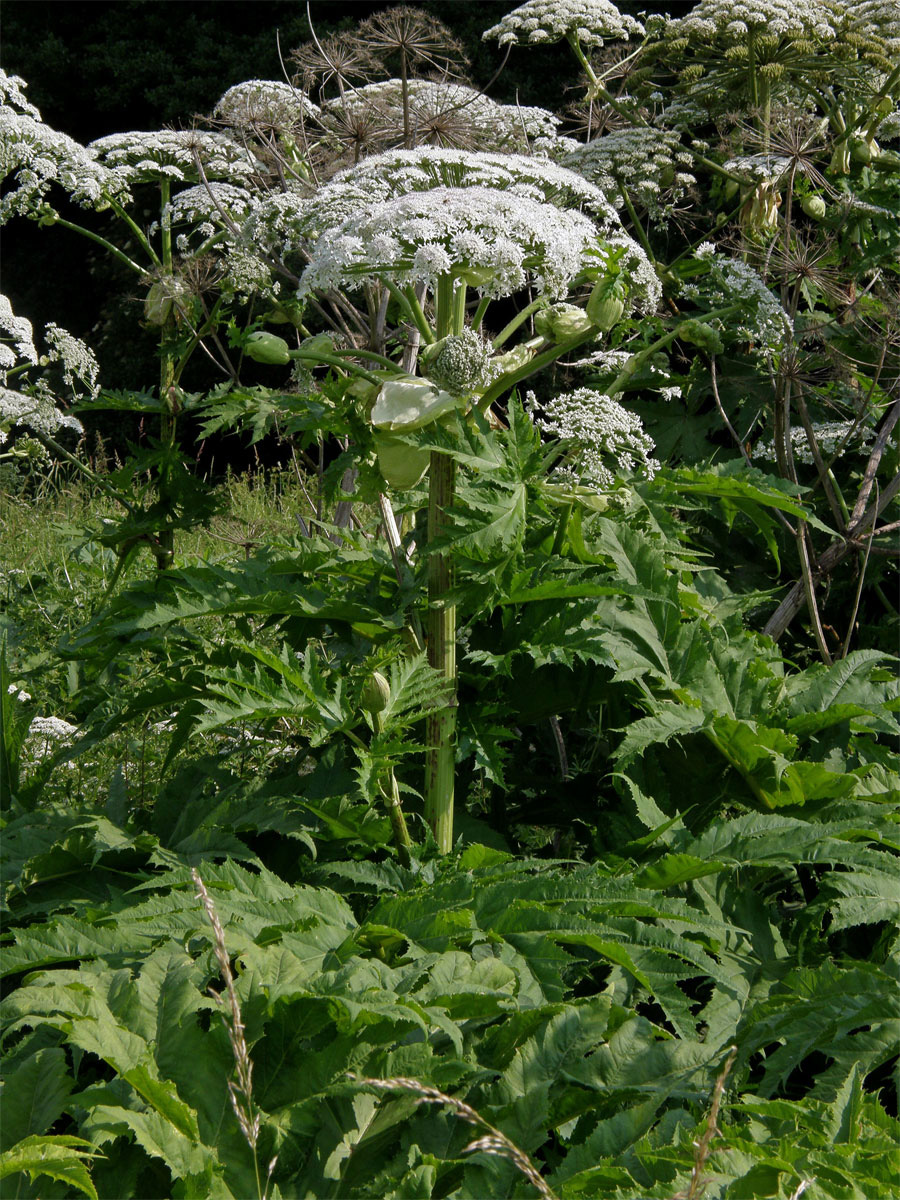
350;1074;558;1200
672;1046;737;1200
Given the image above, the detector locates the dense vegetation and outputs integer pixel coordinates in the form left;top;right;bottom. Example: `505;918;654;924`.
1;1;898;1197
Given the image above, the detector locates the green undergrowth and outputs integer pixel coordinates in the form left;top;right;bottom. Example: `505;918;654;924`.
2;456;899;1199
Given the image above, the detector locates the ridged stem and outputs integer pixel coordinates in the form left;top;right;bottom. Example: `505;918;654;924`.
424;448;456;853
424;275;460;852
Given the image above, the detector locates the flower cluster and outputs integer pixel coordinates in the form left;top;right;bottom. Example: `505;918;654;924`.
668;0;837;43
754;420;875;465
0;384;84;442
164;182;257;246
1;108;120;221
483;0;644;47
309;146;621;231
840;0;900;53
565;128;696;214
44;324;100;399
0;69;41;120
422;329;499;395
724;153;793;181
688;242;792;348
0;293;38;377
87;129;260;189
213;80;320;132
299;186;606;299
527;386;659;490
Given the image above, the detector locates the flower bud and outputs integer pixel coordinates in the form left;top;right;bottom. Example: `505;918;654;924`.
801;195;827;220
585;287;625;331
244;331;291;365
534;303;594;343
298;332;334;357
678;319;724;354
371;376;460;432
850;136;880;164
144;279;182;326
491;344;533;375
361;671;391;714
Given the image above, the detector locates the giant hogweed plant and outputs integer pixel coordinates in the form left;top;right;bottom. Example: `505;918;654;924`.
2;2;900;1197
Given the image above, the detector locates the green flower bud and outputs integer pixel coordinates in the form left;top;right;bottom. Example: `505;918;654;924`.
678;319;724;354
585;287;626;331
361;671;391;714
801;195;827;220
144;282;172;326
244;331;291;365
144;278;185;326
851;136;880;164
298;332;334;357
534;303;594;343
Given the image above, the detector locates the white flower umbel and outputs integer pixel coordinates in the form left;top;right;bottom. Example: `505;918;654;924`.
528;386;659;490
0;69;41;119
0;294;38;379
88;129;261;189
686;243;791;348
44;324;100;399
1;108;121;220
668;0;838;43
299;185;605;299
724;152;793;181
840;0;900;53
166;182;258;229
483;0;644;46
310;146;621;232
0;384;83;440
213;80;320;131
565;128;696;214
754;420;875;465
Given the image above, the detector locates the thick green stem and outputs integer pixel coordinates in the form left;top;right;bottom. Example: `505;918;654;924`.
423;276;462;852
471;295;491;332
424;448;456;853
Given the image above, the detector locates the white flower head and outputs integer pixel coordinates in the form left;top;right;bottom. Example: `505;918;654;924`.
0;384;83;440
0;294;38;379
1;108;121;220
314;146;621;233
844;0;900;51
165;182;257;229
681;244;792;348
528;386;658;490
299;185;607;299
88;129;261;188
754;420;875;465
213;80;320;132
668;0;838;43
43;324;100;399
565;128;696;214
0;69;41;119
484;0;644;46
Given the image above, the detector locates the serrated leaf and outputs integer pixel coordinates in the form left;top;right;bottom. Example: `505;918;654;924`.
0;1135;99;1199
